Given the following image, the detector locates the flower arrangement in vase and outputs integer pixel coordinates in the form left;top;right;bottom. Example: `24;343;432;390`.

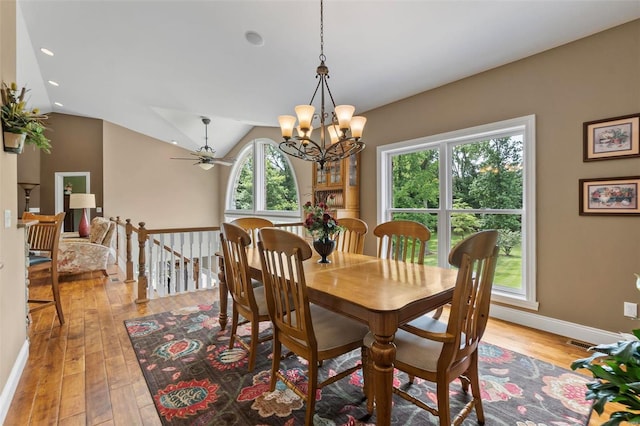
303;201;343;263
1;82;51;153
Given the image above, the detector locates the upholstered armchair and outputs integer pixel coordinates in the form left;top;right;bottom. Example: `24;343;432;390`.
58;217;116;276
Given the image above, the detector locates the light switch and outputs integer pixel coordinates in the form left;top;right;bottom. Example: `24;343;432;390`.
96;207;102;213
4;210;11;228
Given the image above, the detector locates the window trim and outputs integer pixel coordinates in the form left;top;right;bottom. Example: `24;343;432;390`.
377;115;538;310
225;138;301;222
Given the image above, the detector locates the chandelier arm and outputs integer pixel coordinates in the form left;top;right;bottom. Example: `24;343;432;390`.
308;77;323;108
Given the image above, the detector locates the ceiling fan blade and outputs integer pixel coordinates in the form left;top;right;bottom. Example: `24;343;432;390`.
211;158;235;166
170;157;196;160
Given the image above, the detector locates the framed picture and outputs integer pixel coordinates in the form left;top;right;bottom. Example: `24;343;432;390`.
583;113;640;161
579;176;640;216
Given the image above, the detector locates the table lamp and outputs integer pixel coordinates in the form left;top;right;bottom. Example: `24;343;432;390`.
69;193;95;238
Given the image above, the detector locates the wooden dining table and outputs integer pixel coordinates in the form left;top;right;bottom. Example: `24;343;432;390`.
216;248;458;426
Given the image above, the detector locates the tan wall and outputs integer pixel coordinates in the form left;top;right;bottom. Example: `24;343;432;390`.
102;121;222;228
361;20;640;333
0;0;28;411
37;113;104;217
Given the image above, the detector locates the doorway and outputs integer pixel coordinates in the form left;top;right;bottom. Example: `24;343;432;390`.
55;172;91;232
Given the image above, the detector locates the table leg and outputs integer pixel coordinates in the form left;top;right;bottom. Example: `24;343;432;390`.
217;255;228;330
370;333;396;426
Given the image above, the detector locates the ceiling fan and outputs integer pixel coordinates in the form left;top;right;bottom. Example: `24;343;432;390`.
171;117;235;170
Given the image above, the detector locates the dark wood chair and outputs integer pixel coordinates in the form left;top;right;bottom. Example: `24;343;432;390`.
335;217;368;254
23;212;66;325
364;230;499;424
257;227;369;425
220;222;271;371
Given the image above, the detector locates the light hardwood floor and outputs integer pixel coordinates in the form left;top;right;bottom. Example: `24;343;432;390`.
6;267;613;425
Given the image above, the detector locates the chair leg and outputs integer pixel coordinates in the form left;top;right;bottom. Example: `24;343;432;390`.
269;338;281;392
51;271;64;325
305;356;319;426
437;380;451;425
469;357;485;424
229;307;239;349
247;316;259;371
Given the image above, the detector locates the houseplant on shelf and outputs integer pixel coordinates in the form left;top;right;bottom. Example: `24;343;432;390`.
571;329;640;425
303;200;343;263
1;81;51;153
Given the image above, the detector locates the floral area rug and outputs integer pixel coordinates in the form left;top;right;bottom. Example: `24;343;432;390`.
124;303;592;425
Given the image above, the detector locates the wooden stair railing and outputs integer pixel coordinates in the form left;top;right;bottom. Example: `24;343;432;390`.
115;219;304;304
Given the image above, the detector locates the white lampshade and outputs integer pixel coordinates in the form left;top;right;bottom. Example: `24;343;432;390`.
350;116;367;139
278;115;296;138
69;193;95;209
334;105;355;129
327;125;339;144
295;105;315;129
199;162;215;170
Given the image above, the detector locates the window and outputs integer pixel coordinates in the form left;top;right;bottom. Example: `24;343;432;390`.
226;139;300;222
378;115;537;310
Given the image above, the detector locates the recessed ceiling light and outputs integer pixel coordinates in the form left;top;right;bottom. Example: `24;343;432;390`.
245;31;264;46
40;48;54;56
171;140;178;145
54;102;63;107
48;80;59;86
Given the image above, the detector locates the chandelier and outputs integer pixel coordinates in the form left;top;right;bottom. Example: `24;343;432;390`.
278;0;366;170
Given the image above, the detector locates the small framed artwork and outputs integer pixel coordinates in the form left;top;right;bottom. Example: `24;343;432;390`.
583;113;640;161
579;176;640;216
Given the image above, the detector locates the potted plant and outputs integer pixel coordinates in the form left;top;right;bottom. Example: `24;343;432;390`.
302;200;344;263
1;81;51;153
571;329;640;425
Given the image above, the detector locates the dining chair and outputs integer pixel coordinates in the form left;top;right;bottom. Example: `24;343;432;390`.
220;222;272;371
373;219;445;318
373;219;431;263
335;217;368;254
230;217;274;248
23;212;66;325
364;229;499;424
257;227;369;425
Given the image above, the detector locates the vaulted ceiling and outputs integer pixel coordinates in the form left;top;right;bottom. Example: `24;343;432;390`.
16;0;640;157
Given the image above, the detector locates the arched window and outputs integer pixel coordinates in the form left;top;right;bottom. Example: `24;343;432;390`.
226;139;300;222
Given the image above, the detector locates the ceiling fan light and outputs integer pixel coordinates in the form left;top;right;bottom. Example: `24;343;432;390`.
198;162;214;170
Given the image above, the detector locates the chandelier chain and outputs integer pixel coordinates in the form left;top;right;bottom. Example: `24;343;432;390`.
319;0;324;61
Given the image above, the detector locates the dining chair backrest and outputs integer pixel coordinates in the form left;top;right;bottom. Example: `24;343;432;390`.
441;230;499;370
335;217;368;254
373;220;431;264
231;217;274;248
220;222;258;316
23;212;65;261
257;227;315;353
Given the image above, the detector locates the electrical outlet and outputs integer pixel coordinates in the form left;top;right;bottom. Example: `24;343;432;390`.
624;302;638;318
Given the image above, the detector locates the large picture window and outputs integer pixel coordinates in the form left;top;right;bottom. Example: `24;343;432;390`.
378;115;537;309
226;139;300;222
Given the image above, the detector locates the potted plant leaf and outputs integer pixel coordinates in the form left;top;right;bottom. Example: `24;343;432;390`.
1;81;51;153
571;329;640;425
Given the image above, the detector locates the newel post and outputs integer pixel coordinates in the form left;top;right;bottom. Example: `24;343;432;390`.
125;219;135;283
135;222;150;303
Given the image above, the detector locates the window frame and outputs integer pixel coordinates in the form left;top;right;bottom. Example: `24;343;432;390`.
225;138;301;222
377;115;538;310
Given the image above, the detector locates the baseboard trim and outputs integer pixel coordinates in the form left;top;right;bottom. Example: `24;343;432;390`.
490;304;622;345
0;339;29;424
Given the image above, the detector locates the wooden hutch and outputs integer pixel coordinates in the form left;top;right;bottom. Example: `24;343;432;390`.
312;153;360;218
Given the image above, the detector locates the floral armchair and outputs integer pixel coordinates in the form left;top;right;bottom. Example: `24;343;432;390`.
58;217;116;276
